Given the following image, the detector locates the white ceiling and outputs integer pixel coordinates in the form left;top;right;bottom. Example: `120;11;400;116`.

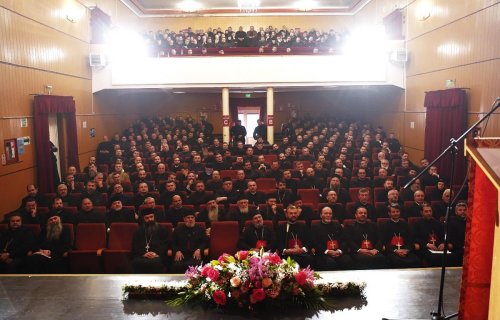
121;0;372;17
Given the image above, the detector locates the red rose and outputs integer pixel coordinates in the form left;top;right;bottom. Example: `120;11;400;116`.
207;268;220;281
213;290;227;305
268;253;282;265
236;250;248;260
201;265;211;277
251;288;266;303
295;271;308;286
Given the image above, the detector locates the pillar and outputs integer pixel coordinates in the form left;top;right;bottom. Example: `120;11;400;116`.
266;87;274;144
222;88;230;144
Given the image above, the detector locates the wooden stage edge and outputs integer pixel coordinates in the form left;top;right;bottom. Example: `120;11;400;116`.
0;267;462;320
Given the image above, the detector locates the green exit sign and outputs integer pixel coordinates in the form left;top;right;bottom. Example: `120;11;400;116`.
245;93;252;98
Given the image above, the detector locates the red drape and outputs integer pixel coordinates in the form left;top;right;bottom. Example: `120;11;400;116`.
424;88;467;183
34;95;80;193
459;162;496;319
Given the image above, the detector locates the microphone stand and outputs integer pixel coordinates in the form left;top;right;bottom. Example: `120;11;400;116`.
383;97;500;320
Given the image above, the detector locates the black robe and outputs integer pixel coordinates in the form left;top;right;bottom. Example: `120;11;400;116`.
310;221;352;270
378;219;420;268
344;221;387;269
238;224;275;251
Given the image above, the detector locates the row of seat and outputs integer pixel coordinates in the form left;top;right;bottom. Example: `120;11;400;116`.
1;217;438;273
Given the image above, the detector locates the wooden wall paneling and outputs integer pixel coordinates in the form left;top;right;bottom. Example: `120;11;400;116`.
0;65;91;117
407;0;495;40
406;6;499;77
0;7;91;78
407;60;500;114
0;168;37;218
0;0;90;41
402;112;426;157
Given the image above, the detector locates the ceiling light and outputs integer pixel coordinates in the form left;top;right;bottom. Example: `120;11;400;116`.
294;0;317;12
178;0;202;13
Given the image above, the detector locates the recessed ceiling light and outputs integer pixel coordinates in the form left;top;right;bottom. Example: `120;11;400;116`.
177;0;202;12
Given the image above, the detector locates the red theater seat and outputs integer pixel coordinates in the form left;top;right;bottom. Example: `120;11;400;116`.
102;223;138;273
256;178;277;189
209;221;240;259
297;189;320;209
70;223;106;273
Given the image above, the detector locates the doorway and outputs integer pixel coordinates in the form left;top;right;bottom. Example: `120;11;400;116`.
237;107;260;145
48;114;62;181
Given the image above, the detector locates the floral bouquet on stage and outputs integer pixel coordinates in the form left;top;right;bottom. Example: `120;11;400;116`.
123;250;366;312
166;250;361;311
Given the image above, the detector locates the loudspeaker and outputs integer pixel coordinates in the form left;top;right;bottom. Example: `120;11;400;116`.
89;53;106;67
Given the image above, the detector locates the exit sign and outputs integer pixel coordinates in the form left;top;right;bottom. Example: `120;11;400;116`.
245;93;252;98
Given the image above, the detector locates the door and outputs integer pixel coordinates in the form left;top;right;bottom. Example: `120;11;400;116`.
237;106;260;145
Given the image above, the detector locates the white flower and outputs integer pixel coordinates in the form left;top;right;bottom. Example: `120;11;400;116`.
230;276;242;287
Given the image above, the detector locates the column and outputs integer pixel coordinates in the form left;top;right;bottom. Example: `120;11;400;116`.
222;88;230;144
266;87;274;144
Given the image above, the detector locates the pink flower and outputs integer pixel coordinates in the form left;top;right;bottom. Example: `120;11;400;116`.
268;253;282;265
249;256;260;265
207;268;220;281
236;250;248;260
251;288;266;303
213;290;227;305
201;265;211;277
295;270;308;286
218;253;231;263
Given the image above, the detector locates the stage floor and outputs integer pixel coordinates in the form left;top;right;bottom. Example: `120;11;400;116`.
0;267;462;320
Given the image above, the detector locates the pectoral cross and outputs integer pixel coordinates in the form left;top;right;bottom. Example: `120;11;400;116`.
430;232;437;246
145;244;150;252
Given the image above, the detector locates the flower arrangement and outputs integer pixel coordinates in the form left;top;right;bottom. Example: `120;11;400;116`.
124;250;366;312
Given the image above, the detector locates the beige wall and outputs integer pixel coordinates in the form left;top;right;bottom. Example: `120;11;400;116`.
403;0;500;159
0;0;140;217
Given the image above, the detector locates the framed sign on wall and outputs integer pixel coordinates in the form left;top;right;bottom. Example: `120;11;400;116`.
4;139;19;164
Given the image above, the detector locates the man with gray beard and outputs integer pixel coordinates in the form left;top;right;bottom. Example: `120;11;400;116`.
27;213;72;273
233;195;258;232
131;208;169;273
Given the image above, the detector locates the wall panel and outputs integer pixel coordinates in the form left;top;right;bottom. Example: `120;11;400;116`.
0;7;91;78
407;0;496;40
406;59;500;135
407;6;499;77
0;0;89;41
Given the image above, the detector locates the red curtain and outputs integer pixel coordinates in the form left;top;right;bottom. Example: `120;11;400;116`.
424;88;467;183
34;95;80;193
459;162;496;319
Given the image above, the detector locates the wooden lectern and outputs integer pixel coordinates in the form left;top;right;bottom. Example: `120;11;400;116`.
460;138;500;320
